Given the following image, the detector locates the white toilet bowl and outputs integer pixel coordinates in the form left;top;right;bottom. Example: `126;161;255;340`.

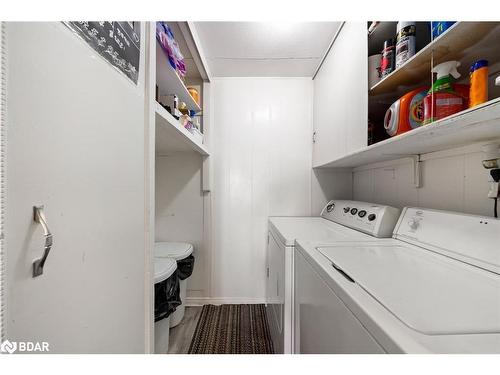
155;242;194;328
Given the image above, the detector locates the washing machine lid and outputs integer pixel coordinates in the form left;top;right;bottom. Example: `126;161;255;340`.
269;217;371;246
154;258;177;283
155;242;194;260
317;243;500;335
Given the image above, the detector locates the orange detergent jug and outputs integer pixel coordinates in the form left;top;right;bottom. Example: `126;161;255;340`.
384;87;428;137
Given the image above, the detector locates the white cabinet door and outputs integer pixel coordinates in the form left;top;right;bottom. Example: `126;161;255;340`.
294;251;384;353
3;23;149;353
312;22;368;167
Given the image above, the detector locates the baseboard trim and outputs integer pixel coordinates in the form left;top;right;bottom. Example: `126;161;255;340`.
186;297;267;306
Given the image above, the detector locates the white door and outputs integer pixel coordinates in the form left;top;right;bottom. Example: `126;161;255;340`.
1;22;150;353
312;22;367;167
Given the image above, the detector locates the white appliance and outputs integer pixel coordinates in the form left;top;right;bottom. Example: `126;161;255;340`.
294;207;500;353
266;200;401;353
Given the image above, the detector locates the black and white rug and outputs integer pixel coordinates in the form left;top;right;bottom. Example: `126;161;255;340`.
188;304;274;354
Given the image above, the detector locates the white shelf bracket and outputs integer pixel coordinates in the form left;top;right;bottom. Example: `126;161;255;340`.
411;154;422;189
382;153;422;188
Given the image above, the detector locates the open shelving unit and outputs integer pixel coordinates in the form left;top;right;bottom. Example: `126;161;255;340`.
369;22;500;96
155;102;209;156
153;21;209;156
317;97;500;169
362;21;500;159
156;41;202;112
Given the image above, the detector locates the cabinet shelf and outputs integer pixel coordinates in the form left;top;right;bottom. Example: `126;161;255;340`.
369;22;500;96
155;102;208;156
156;41;202;112
315;97;500;169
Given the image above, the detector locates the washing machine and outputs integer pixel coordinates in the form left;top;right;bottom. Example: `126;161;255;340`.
294;207;500;353
266;200;401;353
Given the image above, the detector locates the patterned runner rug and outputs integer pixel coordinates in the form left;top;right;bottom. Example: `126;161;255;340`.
188;304;274;354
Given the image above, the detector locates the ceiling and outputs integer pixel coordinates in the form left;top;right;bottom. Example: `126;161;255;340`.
193;22;342;77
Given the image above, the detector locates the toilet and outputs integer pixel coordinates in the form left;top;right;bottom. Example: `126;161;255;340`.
154;257;178;354
154;242;194;327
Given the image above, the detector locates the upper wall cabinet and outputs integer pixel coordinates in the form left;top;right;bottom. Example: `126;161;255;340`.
312;22;368;168
315;22;500;170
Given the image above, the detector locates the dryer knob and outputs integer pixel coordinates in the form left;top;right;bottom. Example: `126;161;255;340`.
408;219;419;230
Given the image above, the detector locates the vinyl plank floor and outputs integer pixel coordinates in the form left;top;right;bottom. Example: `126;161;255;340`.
167;306;202;354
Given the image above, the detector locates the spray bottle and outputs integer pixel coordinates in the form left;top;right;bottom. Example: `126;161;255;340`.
423;61;468;124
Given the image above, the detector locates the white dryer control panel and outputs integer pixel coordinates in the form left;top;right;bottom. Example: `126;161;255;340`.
394;207;500;274
320;200;401;238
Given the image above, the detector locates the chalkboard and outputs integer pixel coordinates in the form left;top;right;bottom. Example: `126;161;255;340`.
65;22;141;84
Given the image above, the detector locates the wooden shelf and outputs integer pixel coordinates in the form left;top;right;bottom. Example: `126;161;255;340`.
369;22;500;96
156;41;202;112
155;102;208;156
315;98;500;169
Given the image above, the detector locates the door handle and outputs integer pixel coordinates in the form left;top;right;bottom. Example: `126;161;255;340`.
32;205;53;277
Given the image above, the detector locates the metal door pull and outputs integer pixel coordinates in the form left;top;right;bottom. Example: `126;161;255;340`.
32;205;53;277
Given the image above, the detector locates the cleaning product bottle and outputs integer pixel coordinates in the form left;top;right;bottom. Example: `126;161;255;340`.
384;86;428;137
380;39;396;78
469;59;489;107
423;61;467;124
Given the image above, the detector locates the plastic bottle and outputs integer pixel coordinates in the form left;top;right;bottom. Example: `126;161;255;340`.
469;60;489;108
431;22;455;39
187;87;200;105
423;61;467;124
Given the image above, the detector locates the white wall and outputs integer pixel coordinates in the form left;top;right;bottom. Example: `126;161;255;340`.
208;77;313;302
155;153;209;298
353;142;498;218
311;169;353;215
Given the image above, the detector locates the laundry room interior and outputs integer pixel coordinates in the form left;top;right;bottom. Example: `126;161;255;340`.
1;8;500;363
